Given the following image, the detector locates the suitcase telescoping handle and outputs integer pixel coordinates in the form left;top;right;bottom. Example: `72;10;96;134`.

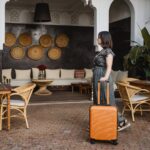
98;80;110;105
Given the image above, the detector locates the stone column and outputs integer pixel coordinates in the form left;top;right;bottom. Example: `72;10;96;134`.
0;0;10;82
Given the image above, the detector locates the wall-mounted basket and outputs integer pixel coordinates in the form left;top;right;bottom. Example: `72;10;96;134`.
39;34;53;48
48;47;61;60
10;46;25;60
5;32;16;47
55;33;69;48
28;45;43;60
18;33;32;47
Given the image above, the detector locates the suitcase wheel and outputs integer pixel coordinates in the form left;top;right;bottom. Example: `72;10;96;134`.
111;140;118;145
90;139;95;144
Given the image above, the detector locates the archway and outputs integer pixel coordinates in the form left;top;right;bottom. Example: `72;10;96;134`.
109;0;135;70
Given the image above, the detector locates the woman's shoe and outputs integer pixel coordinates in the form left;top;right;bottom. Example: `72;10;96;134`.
118;122;131;132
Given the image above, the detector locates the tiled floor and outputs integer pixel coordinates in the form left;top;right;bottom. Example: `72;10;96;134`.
0;98;150;149
0;90;150;150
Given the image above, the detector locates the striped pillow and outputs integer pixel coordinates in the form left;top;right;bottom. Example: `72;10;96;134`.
74;70;85;78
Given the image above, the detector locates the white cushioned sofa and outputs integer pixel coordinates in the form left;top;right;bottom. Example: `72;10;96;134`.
2;68;128;89
2;68;93;87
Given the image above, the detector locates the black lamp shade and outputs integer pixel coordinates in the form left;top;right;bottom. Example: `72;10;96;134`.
34;3;51;22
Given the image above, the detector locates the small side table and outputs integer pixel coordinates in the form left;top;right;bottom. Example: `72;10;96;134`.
32;79;53;96
80;83;92;95
71;83;81;93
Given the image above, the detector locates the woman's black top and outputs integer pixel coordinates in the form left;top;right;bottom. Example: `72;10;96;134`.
93;48;115;68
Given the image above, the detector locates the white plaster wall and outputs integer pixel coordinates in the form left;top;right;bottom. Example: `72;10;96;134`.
129;0;150;45
109;0;130;23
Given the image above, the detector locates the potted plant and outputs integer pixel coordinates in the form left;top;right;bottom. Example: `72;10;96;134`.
124;27;150;80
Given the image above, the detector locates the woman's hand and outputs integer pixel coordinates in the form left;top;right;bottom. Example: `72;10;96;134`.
100;77;108;82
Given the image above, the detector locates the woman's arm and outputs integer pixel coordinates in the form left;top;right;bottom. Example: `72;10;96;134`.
100;54;113;81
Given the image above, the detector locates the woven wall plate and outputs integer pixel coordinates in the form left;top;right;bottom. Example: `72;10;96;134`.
55;33;69;48
5;33;16;47
48;47;61;60
39;34;53;48
19;33;32;47
28;45;43;60
10;46;25;60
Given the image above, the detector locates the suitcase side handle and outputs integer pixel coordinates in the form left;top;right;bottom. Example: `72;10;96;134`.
98;81;110;105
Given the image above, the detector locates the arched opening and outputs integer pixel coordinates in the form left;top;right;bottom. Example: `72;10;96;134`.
109;0;135;70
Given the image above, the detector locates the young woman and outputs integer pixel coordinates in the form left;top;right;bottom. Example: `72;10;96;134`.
93;31;130;131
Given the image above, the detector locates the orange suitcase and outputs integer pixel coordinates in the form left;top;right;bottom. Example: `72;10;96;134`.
89;81;118;145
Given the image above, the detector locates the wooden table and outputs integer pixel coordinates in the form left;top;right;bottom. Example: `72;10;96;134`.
0;89;11;130
32;79;53;95
129;80;150;91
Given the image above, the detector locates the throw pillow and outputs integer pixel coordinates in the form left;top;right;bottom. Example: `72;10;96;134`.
2;69;12;79
116;71;128;82
111;70;119;83
15;69;31;80
46;69;60;79
74;69;85;78
84;68;93;79
61;69;75;79
32;68;39;79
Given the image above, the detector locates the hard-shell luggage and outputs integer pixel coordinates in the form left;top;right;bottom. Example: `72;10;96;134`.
89;81;118;145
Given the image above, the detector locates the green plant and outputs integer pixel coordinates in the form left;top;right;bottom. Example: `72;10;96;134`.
124;27;150;79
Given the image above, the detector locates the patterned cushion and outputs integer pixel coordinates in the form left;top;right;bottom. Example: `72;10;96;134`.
74;70;85;78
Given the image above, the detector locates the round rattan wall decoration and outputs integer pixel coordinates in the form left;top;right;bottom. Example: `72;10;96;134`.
18;33;32;47
48;47;61;60
55;33;69;48
39;34;53;48
5;33;16;47
10;46;25;60
28;45;43;60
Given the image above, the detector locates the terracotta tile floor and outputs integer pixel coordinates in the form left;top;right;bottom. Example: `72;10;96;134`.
0;100;150;150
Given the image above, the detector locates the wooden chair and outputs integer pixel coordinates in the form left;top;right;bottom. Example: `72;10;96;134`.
0;83;36;129
116;82;150;122
118;77;138;84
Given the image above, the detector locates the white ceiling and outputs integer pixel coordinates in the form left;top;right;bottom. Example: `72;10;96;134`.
6;0;92;12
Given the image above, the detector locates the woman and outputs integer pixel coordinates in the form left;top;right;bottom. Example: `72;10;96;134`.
93;31;130;131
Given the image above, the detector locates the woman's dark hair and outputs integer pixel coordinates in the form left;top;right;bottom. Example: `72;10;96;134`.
98;31;113;49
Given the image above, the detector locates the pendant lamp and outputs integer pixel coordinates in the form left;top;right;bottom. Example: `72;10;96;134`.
34;3;51;22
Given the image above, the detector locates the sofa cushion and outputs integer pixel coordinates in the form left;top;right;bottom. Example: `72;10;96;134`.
32;68;39;79
74;69;85;78
84;68;93;79
46;69;60;79
15;69;31;80
61;69;74;79
111;70;119;82
2;69;12;79
116;71;128;82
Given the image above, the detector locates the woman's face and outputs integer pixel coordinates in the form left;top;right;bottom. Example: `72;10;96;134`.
97;38;102;45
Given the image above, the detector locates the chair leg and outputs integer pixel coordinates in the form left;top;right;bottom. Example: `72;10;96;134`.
140;106;143;116
0;107;2;130
24;109;29;129
131;109;135;122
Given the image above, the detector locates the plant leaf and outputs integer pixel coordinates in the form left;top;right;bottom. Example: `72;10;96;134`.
141;27;150;49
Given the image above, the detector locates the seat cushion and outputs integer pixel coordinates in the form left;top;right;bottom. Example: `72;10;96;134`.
3;99;25;107
131;94;150;101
